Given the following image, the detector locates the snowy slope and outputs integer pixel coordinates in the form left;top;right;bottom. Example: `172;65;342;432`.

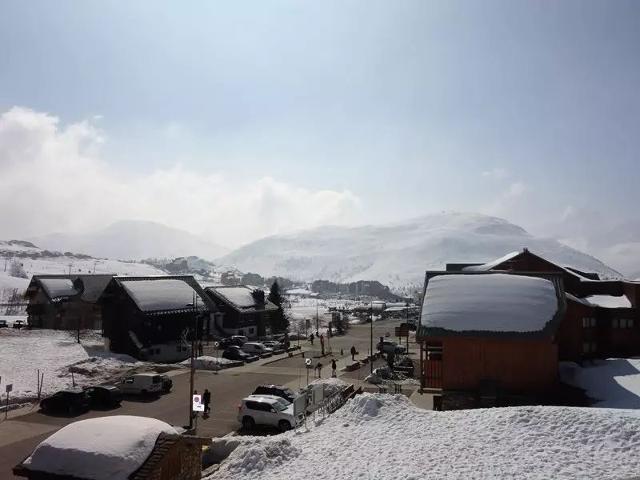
32;219;229;261
220;212;622;291
211;394;640;480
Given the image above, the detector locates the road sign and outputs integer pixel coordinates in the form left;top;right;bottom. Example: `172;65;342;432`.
305;358;312;368
6;384;12;393
192;394;204;412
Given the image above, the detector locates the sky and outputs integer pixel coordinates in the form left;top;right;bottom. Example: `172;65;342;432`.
0;1;639;267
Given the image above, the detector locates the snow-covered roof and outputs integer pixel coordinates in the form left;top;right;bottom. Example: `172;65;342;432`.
585;294;632;309
420;273;560;334
39;278;78;300
23;416;176;480
206;286;278;311
121;278;208;313
462;251;521;272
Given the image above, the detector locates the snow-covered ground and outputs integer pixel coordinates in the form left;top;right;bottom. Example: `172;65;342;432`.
209;394;640;480
180;356;237;370
0;326;146;402
560;359;640;409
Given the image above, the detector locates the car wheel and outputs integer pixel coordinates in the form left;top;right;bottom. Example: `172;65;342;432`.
278;420;291;432
242;416;255;430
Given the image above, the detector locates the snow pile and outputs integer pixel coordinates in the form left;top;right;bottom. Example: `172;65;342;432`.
560;359;640;409
23;416;176;480
210;393;640;480
180;356;236;370
421;274;558;333
309;377;349;397
0;328;144;402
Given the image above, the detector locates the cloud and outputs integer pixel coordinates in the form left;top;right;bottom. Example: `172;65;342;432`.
0;107;360;246
481;167;509;180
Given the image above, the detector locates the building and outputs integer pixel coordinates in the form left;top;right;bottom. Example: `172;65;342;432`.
13;416;210;480
203;285;279;338
417;272;564;406
25;274;114;330
98;276;219;362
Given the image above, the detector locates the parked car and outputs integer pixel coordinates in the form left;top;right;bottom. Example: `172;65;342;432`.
222;346;258;362
241;342;274;357
218;337;234;349
378;340;406;354
40;388;90;415
238;394;303;432
0;319;8;328
230;335;249;346
84;385;123;408
252;384;297;403
12;319;25;329
261;341;285;353
119;373;164;396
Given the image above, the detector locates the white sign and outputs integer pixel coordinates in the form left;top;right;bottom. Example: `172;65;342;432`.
192;394;204;412
6;384;12;393
305;358;312;367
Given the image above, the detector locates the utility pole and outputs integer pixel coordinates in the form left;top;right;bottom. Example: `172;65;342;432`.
315;299;319;335
370;301;374;374
187;293;197;431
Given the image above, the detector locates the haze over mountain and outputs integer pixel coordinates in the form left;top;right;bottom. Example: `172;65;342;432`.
219;212;622;292
31;220;229;261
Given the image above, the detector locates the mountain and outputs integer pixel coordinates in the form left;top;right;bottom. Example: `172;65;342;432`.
219;212;622;293
31;220;229;261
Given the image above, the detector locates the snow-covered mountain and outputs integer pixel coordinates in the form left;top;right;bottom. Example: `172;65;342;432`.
31;220;229;261
219;212;622;293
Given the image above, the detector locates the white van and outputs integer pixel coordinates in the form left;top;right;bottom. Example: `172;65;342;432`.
237;395;303;431
120;373;164;395
241;342;273;357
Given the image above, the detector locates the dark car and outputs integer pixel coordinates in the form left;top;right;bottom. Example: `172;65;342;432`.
222;345;258;362
0;320;8;328
252;384;297;403
84;385;123;408
160;374;172;393
40;388;90;415
12;319;25;329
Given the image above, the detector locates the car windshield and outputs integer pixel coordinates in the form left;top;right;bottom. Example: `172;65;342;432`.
273;399;289;411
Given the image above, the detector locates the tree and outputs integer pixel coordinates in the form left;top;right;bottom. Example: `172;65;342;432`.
267;280;289;334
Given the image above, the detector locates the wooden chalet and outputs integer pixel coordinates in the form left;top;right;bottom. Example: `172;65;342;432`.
98;276;218;362
203;285;279;338
25;274;114;330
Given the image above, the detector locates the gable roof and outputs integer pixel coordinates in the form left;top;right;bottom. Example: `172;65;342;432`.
418;272;565;339
104;276;214;315
205;285;278;313
27;274;115;303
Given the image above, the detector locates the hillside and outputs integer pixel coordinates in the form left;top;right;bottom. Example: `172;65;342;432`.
220;212;622;293
31;220;229;261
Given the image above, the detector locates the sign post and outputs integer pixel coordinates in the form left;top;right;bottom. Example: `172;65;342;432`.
5;384;12;419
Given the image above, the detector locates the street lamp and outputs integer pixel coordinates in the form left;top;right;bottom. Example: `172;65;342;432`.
186;295;198;430
370;301;374;374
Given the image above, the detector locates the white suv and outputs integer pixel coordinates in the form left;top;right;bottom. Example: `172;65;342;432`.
241;342;274;357
238;395;303;431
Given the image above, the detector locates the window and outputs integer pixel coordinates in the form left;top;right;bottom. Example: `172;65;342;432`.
249;327;255;334
246;401;270;412
582;317;596;328
582;342;597;354
613;318;635;328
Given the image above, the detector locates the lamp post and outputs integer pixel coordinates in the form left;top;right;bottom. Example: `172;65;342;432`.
370;301;374;374
186;295;198;431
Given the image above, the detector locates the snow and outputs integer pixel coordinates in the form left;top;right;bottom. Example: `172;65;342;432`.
23;415;177;480
585;294;632;308
462;251;520;271
308;377;349;397
209;394;640;480
285;288;316;296
421;274;559;333
121;278;208;312
212;286;261;308
0;328;144;402
38;278;78;299
560;359;640;409
180;356;236;370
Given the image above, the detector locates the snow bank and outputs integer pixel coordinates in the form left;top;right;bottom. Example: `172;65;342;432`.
180;356;236;370
210;394;640;480
421;274;558;333
560;359;640;409
24;416;176;480
585;294;632;308
0;329;144;402
308;377;348;397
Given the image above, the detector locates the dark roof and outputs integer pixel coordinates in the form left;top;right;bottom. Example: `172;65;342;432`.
416;271;566;340
26;274;114;303
205;286;279;313
107;276;213;315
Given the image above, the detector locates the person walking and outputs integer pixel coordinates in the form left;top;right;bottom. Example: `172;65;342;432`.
203;389;211;414
350;345;356;361
320;334;325;356
315;361;323;378
309;333;315;345
331;359;337;377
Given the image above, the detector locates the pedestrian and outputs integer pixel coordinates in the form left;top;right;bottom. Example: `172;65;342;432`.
198;343;204;357
350;345;356;361
315;361;323;378
331;359;337;377
309;333;315;345
203;388;211;414
320;334;325;356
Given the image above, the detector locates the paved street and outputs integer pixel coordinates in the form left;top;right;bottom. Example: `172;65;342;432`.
0;319;412;478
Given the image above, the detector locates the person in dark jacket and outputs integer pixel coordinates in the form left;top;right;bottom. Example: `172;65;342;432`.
203;389;211;414
331;359;337;377
350;345;356;361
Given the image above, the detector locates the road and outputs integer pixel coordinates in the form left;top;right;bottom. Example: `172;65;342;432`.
0;319;410;478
